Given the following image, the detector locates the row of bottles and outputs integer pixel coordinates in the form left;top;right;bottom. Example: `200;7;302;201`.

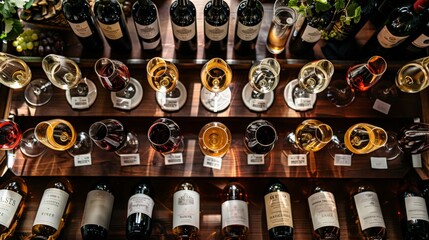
2;177;429;239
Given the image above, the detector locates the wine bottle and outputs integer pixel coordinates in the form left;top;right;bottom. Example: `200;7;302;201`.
0;177;27;239
400;187;429;239
62;0;104;51
264;179;293;240
395;9;429;58
351;184;386;240
290;0;307;41
369;0;411;29
307;185;340;240
233;0;264;54
132;0;162;51
126;181;154;240
94;0;132;51
172;182;200;239
221;181;249;239
32;178;73;240
204;0;230;53
170;0;198;54
81;182;114;240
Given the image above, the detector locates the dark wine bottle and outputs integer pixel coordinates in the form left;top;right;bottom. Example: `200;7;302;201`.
264;179;293;240
400;187;429;239
233;0;264;54
81;182;114;240
290;0;307;41
170;0;198;54
94;0;132;51
395;9;429;58
204;0;230;53
221;181;249;239
126;182;154;240
307;185;340;240
369;0;412;29
132;0;162;51
351;184;386;240
31;178;73;240
62;0;104;51
172;182;200;239
0;177;27;239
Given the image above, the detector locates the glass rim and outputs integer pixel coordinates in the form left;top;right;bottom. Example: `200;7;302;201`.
147;121;175;146
368;55;387;76
36;119;75;150
273;6;297;27
203;58;230;79
146;57;168;78
89;121;109;141
201;123;230;151
94;58;118;79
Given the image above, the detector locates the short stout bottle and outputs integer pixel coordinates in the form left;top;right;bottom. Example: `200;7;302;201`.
264;180;293;240
170;0;198;54
233;0;264;54
0;177;28;239
94;0;132;51
132;0;162;51
351;184;386;240
81;182;114;240
307;185;340;240
62;0;104;51
400;187;429;239
221;181;249;239
126;182;154;240
31;178;73;240
172;182;200;239
204;0;230;53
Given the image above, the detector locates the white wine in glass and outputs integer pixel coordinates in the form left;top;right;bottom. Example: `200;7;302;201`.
396;57;429;93
295;119;333;152
198;122;231;157
0;52;32;89
34;119;77;151
298;59;334;94
42;54;81;90
344;123;387;155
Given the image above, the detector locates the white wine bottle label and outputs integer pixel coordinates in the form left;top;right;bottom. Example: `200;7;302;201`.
308;191;339;230
81;190;114;230
377;26;408;48
354;191;386;231
135;20;160;40
173;190;200;229
221;200;249;228
33;188;69;230
67;21;92;38
127;193;154;218
236;22;262;41
0;190;22;228
405;196;429;222
205;21;228;41
301;25;321;43
172;22;196;41
264;191;293;230
97;21;124;40
411;33;429;48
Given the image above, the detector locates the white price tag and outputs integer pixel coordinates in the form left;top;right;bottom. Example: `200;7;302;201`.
162;99;180;111
373;99;391;115
74;154;92;167
250;99;267;111
371;157;388;169
334;154;352;166
164;153;183;165
295;98;312;108
71;97;89;109
120;154;140;166
288;154;307;166
203;155;222;169
412;154;422;168
247;154;265;165
114;98;132;110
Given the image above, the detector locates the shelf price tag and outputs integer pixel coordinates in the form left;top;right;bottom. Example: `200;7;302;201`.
164;153;183;165
247;154;264;165
162;99;180;111
114;98;132;110
74;154;92;167
120;154;140;166
295;98;313;108
334;154;352;166
373;99;391;115
203;155;222;170
288;154;307;166
412;154;422;168
71;97;89;109
371;157;388;169
250;99;267;111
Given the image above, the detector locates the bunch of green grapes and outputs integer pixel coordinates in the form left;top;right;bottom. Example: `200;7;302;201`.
12;29;40;53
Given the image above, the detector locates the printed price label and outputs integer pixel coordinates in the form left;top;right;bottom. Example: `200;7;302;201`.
250;99;267;111
247;154;264;165
412;154;422;168
371;157;388;169
71;97;89;109
164;153;183;165
74;154;92;167
288;154;307;166
295;98;312;108
120;154;140;166
334;154;352;166
114;98;132;110
203;155;222;170
163;99;180;111
373;99;391;115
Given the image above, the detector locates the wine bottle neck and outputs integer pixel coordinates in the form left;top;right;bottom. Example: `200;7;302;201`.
413;0;429;13
212;0;223;7
178;0;189;6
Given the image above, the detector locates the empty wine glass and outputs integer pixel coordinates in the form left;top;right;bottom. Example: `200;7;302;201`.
397;122;429;154
148;118;184;155
0;119;22;150
242;58;280;112
327;130;353;159
146;57;187;111
34;119;77;151
19;128;47;157
244;119;278;155
67;132;93;157
89;119;128;152
198;122;231;158
344;123;388;155
200;58;232;112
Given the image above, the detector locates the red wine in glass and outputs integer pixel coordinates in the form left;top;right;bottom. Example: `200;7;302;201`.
347;55;387;92
244;120;277;155
0;120;22;150
148;118;183;155
89;119;127;152
95;58;131;92
397;123;429;154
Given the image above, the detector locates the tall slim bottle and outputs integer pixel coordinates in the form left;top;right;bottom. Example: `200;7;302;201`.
0;177;28;239
80;182;114;240
204;0;230;53
170;0;198;54
132;0;162;51
31;178;73;240
126;182;154;240
400;186;429;239
221;181;249;239
172;182;200;239
233;0;264;54
62;0;104;51
94;0;132;51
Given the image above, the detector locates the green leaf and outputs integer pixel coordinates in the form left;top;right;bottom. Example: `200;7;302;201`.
353;6;361;23
334;0;345;11
1;18;23;40
288;0;298;7
314;0;332;13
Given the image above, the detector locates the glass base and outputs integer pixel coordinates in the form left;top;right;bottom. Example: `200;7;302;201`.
115;131;139;155
19;128;47;158
200;87;231;113
371;131;404;161
155;81;187;111
67;132;93;157
284;79;316;111
326;79;355;107
370;80;398;104
65;78;97;109
110;78;143;110
24;78;53;107
241;83;274;112
327;132;353;159
282;132;308;155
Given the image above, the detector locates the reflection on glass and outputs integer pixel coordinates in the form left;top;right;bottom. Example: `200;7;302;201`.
19;128;47;157
397;123;429;154
344;123;387;154
67;132;93;157
148;118;183;155
34;119;77;151
198;122;231;157
396;57;429;93
244;119;277;155
0;120;22;150
0;52;32;89
89;119;127;152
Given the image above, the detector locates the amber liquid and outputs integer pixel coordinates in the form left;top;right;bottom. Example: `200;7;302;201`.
147;61;179;93
295;119;332;152
198;122;231;157
344;123;387;154
34;119;77;151
201;58;232;93
266;7;295;54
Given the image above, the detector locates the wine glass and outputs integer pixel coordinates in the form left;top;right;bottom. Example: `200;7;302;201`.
19;128;47;157
397;122;429;154
200;58;233;112
89;119;128;152
284;59;334;111
343;123;388;155
34;119;77;151
0;120;22;150
395;57;429;93
326;55;387;107
147;118;184;155
242;58;280;112
244;119;278;155
67;132;93;157
94;58;143;110
198;122;232;158
146;57;187;111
